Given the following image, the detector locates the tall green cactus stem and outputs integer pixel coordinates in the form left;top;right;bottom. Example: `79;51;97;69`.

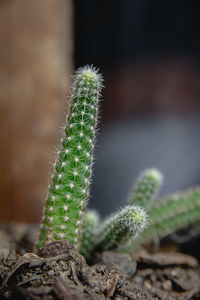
37;66;103;250
123;186;200;253
129;169;163;208
95;205;147;251
79;210;100;259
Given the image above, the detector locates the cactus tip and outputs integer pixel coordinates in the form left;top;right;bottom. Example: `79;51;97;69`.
127;205;148;232
146;168;163;183
75;65;103;86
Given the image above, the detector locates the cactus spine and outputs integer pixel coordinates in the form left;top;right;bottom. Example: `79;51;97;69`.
37;66;102;250
79;210;100;259
123;186;200;253
129;169;163;208
95;205;147;251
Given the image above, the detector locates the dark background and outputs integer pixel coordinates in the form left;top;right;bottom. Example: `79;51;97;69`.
75;1;200;68
74;0;200;215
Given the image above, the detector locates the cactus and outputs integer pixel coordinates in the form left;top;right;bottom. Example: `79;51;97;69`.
36;66;103;250
78;209;100;259
94;205;147;251
129;169;163;208
36;66;200;261
123;186;200;253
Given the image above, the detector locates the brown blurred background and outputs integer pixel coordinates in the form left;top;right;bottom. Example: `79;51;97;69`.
1;0;200;222
0;0;73;222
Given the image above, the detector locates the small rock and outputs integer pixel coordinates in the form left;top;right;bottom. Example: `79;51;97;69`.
162;280;172;291
100;251;137;278
144;280;152;290
136;250;198;268
47;270;54;276
171;269;178;277
134;275;143;284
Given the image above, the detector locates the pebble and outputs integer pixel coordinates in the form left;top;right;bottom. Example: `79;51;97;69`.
47;270;54;276
162;280;172;291
134;276;143;284
171;269;178;277
101;251;137;278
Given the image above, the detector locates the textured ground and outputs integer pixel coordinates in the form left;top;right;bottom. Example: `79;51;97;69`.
0;223;200;300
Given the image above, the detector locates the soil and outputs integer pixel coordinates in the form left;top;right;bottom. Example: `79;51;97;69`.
0;223;200;300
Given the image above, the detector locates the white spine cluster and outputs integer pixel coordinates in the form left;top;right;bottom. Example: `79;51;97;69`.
95;205;147;251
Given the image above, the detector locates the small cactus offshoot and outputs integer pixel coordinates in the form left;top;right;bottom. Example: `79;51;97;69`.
78;210;100;259
36;66;200;261
37;66;102;250
94;205;147;251
129;169;163;208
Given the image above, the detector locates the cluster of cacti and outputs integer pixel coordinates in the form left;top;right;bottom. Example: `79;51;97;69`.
37;65;200;261
36;66;102;250
124;186;200;253
37;66;148;255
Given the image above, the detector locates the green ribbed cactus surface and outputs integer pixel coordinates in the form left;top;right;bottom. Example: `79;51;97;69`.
79;210;100;259
129;169;163;208
95;205;147;251
37;66;102;250
123;186;200;253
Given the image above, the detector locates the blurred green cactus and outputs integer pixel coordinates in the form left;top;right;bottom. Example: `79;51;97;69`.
129;169;163;208
124;186;200;253
78;209;100;259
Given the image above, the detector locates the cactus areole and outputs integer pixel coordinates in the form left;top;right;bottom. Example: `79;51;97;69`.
37;66;102;249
